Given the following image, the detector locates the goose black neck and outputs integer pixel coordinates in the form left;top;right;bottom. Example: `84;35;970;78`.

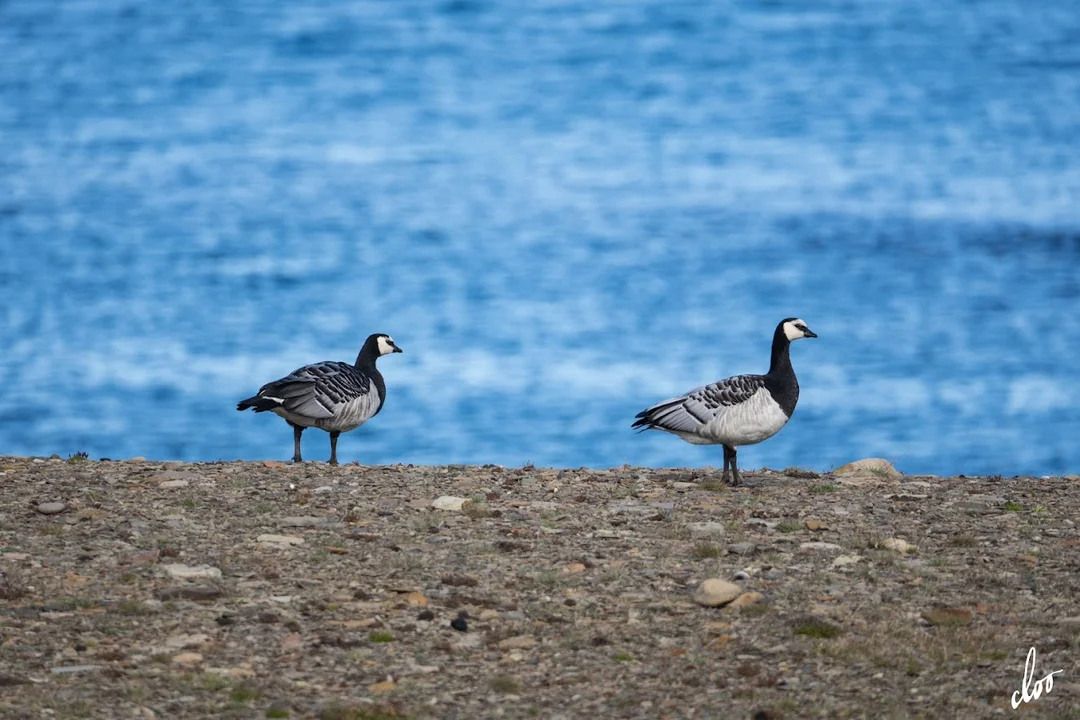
355;342;381;372
767;325;793;378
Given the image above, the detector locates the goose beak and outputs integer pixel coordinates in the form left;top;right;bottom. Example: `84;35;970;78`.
392;344;404;353
804;329;818;339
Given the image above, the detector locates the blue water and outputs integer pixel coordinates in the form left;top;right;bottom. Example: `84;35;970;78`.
2;1;1079;476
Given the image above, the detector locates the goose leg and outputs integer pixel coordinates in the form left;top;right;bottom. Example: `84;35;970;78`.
725;445;742;487
328;431;340;466
721;445;733;485
289;423;304;463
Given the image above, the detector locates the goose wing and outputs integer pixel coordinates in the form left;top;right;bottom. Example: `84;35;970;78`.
257;361;374;421
633;374;766;434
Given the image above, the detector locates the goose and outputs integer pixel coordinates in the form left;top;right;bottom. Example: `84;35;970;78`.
237;333;402;465
632;318;817;486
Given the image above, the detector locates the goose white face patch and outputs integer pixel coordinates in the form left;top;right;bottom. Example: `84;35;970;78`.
377;335;397;355
784;319;810;341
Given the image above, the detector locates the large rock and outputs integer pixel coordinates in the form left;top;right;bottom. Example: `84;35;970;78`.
833;458;903;479
692;578;743;607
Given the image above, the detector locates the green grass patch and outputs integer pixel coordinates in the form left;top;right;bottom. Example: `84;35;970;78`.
1003;501;1023;512
488;676;521;694
775;521;802;534
692;541;724;559
368;630;394;643
794;619;842;639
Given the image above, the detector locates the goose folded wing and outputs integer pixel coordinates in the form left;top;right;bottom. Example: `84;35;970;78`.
262;362;371;421
638;374;766;433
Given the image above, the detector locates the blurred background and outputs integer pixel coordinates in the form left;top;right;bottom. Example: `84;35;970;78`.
1;1;1078;476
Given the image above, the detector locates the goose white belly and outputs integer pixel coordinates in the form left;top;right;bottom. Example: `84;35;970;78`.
681;387;791;447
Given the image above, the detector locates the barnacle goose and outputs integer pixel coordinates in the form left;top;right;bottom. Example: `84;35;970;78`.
632;318;817;486
238;333;402;465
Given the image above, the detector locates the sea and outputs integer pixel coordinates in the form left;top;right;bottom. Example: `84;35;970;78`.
2;0;1078;476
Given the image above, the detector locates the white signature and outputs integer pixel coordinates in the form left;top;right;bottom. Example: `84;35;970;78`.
1011;647;1063;709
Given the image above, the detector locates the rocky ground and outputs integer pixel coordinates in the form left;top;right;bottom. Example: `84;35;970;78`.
0;455;1078;719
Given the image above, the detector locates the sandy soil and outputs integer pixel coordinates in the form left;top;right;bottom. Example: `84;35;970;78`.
1;456;1078;719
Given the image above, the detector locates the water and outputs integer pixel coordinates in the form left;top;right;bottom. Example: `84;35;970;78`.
2;0;1078;476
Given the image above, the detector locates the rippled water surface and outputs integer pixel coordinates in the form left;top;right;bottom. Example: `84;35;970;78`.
2;1;1079;475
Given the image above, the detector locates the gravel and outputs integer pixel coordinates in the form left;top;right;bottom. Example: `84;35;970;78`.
0;456;1078;718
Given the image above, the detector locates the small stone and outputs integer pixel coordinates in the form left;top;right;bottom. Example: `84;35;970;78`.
732;570;751;581
418;609;436;621
326;546;349;555
368;679;396;695
433;496;468;511
314;486;334;494
727;542;755;556
50;665;102;675
408;498;433;509
163;564;222;580
692;578;743;607
800;541;842;551
406;592;428;607
165;633;211;650
159;480;189;489
280;634;303;651
922;607;973;626
672;482;697;490
498;635;537;650
263;461;286;468
882;538;916;554
728;591;764;608
278;516;337;527
37;502;67;515
171;652;203;666
123;550;161;567
805;520;827;531
451;617;468;632
832;555;861;568
157;586;223;602
258;534;304;547
1057;616;1080;626
565;562;586;574
687;522;726;538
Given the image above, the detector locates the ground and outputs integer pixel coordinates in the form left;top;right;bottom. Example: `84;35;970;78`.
0;456;1078;719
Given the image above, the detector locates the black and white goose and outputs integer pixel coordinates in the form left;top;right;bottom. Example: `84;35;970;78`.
632;318;817;486
237;333;402;465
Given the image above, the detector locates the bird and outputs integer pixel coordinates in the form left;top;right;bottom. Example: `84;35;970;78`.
237;333;403;465
632;318;817;486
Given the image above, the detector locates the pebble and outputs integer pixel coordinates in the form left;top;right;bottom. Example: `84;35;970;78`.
922;607;972;626
258;534;304;547
832;555;861;568
314;485;335;494
50;665;102;675
432;496;468;511
163;564;222;580
278;516;337;527
165;633;211;650
157;586;223;602
727;542;755;556
36;502;67;515
728;592;765;608
498;635;537;650
692;578;743;607
171;652;203;666
804;520;828;531
159;480;189;489
687;521;726;538
451;617;469;632
1056;616;1080;626
800;542;843;551
882;538;916;554
672;482;697;490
